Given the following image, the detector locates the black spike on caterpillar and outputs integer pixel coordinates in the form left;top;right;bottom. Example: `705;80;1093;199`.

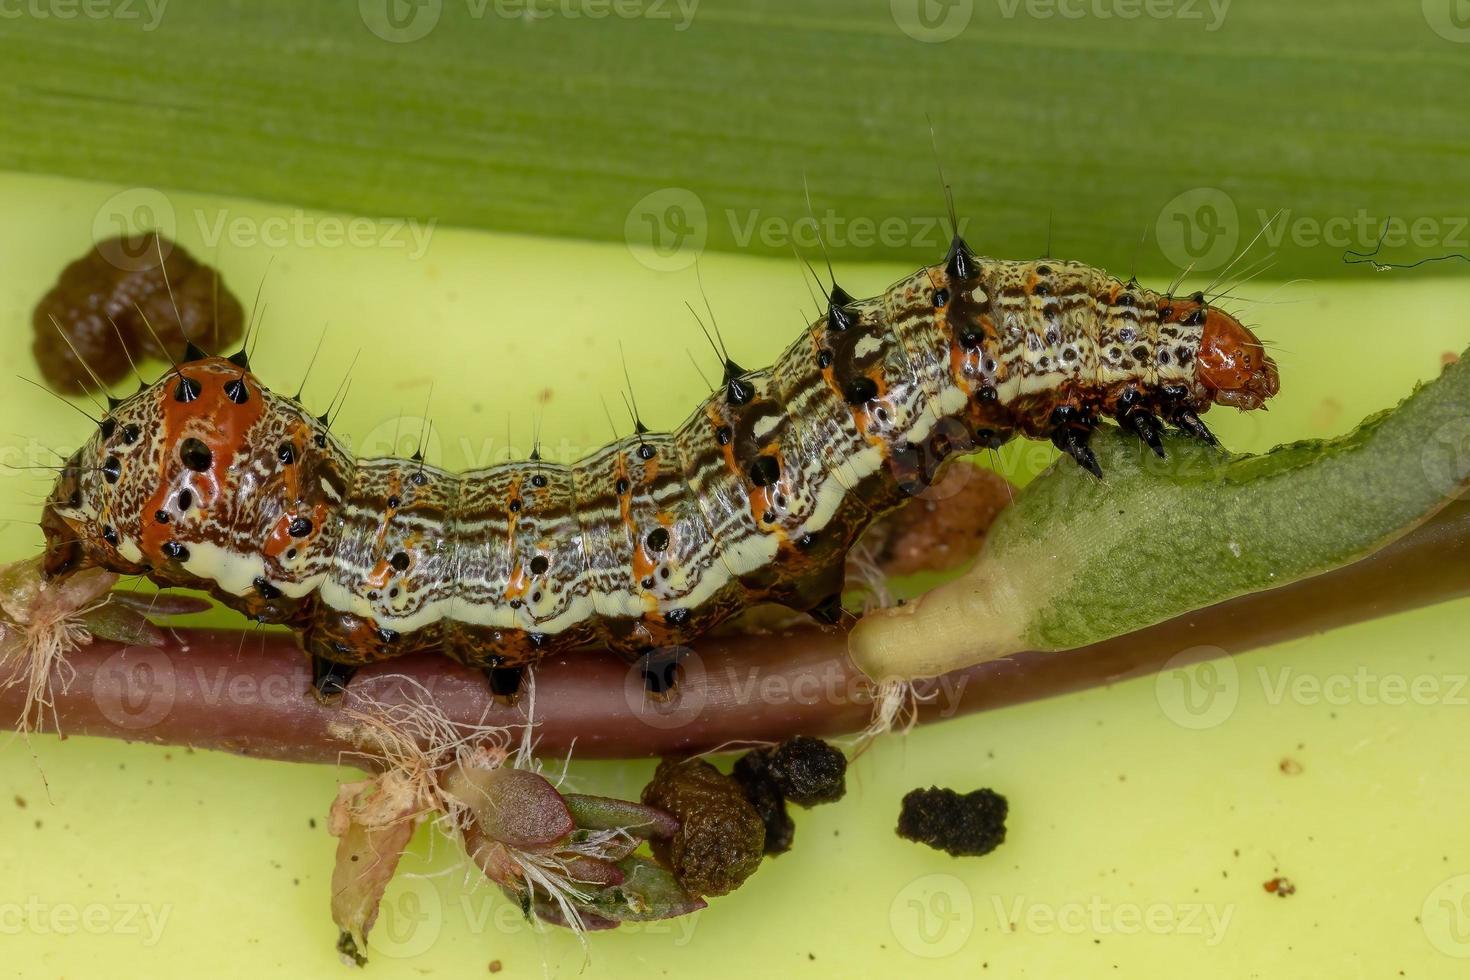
39;235;1279;689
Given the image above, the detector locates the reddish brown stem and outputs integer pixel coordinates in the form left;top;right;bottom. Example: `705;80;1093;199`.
6;498;1469;762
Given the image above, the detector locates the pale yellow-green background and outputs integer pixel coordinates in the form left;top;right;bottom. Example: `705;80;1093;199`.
2;173;1469;978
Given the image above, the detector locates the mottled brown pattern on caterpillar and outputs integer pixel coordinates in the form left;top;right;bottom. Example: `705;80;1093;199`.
39;236;1278;696
32;233;244;394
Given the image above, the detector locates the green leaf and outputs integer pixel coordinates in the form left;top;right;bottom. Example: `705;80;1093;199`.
79;602;165;647
851;348;1470;680
564;793;679;839
2;2;1466;277
580;856;708;923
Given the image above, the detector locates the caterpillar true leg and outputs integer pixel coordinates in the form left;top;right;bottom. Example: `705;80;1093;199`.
484;664;526;700
1115;388;1167;458
805;592;850;627
638;647;685;696
1046;405;1103;478
1172;407;1218;445
311;655;358;702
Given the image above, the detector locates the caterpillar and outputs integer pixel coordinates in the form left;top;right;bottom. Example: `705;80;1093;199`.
38;234;1279;699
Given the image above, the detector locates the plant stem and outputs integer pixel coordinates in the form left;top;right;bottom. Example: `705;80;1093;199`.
6;498;1466;763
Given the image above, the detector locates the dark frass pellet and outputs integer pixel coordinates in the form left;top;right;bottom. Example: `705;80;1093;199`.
763;735;846;807
732;736;847;855
896;786;1008;858
731;751;795;856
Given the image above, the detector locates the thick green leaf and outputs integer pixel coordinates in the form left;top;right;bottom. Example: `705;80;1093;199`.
564;793;680;839
2;2;1467;277
580;855;707;923
78;602;165;647
851;347;1470;679
441;765;576;849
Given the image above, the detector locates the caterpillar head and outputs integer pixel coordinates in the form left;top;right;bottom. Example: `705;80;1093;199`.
41;354;269;581
41;400;157;581
1194;306;1279;411
40;448;94;579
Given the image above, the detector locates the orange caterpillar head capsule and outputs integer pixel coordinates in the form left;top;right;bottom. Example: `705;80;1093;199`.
1194;307;1279;410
